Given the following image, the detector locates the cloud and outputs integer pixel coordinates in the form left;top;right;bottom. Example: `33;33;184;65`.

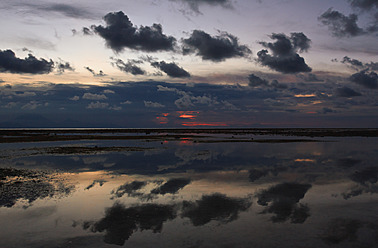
21;101;41;110
151;61;190;78
84;67;106;77
171;0;234;14
111;181;147;198
256;182;312;223
350;167;378;186
150;178;191;195
92;11;176;52
339;56;378;71
296;73;323;82
56;60;74;74
248;74;287;89
256;33;312;74
85;179;107;190
350;70;378;89
0;49;54;74
182;30;251;62
111;58;145;75
334;86;362;97
86;101;109;109
349;0;378;11
84;202;176;246
27;3;96;19
318;8;364;37
82;27;93;35
82;93;107;100
69;96;80;101
144;101;165;108
181;193;252;226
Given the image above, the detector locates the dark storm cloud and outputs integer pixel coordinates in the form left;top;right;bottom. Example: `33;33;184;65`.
151;61;190;78
182;30;251;62
256;182;312;223
318;8;364;37
349;0;378;10
150;178;191;195
172;0;233;13
92;11;176;52
340;56;378;71
256;33;312;74
248;74;287;89
334;86;362;97
350;70;378;89
181;193;252;226
84;202;176;246
0;49;54;74
111;181;147;198
341;56;364;68
335;158;361;168
84;66;106;77
111;58;145;75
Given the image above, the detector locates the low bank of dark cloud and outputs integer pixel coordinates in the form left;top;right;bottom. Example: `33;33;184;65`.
181;193;252;226
318;8;364;37
151;61;190;78
248;74;287;89
111;58;145;75
256;33;312;74
334;86;362;97
92;11;176;53
256;182;312;223
350;70;378;89
172;0;233;14
182;30;251;62
151;178;191;195
0;49;54;74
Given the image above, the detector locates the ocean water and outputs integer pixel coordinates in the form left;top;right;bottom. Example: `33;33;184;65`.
0;129;377;247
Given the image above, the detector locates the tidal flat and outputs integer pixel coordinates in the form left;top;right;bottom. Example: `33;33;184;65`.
0;128;378;248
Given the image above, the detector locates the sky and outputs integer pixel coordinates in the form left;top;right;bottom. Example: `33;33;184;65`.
0;0;377;128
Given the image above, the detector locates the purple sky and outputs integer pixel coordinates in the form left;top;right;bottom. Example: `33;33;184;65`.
0;0;377;127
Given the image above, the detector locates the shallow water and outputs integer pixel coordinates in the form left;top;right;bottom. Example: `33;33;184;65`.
1;131;378;248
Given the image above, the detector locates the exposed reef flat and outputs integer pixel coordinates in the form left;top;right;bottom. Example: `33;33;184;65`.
0;128;376;143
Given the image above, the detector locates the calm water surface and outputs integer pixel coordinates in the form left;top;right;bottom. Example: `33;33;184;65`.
0;131;377;248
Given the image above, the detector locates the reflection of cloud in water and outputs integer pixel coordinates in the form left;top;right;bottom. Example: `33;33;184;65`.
320;218;378;246
151;178;191;195
159;148;218;171
342;167;378;199
335;158;361;168
111;181;147;198
84;202;177;246
82;156;107;165
85;179;107;190
181;193;252;226
0;168;74;208
256;183;311;223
